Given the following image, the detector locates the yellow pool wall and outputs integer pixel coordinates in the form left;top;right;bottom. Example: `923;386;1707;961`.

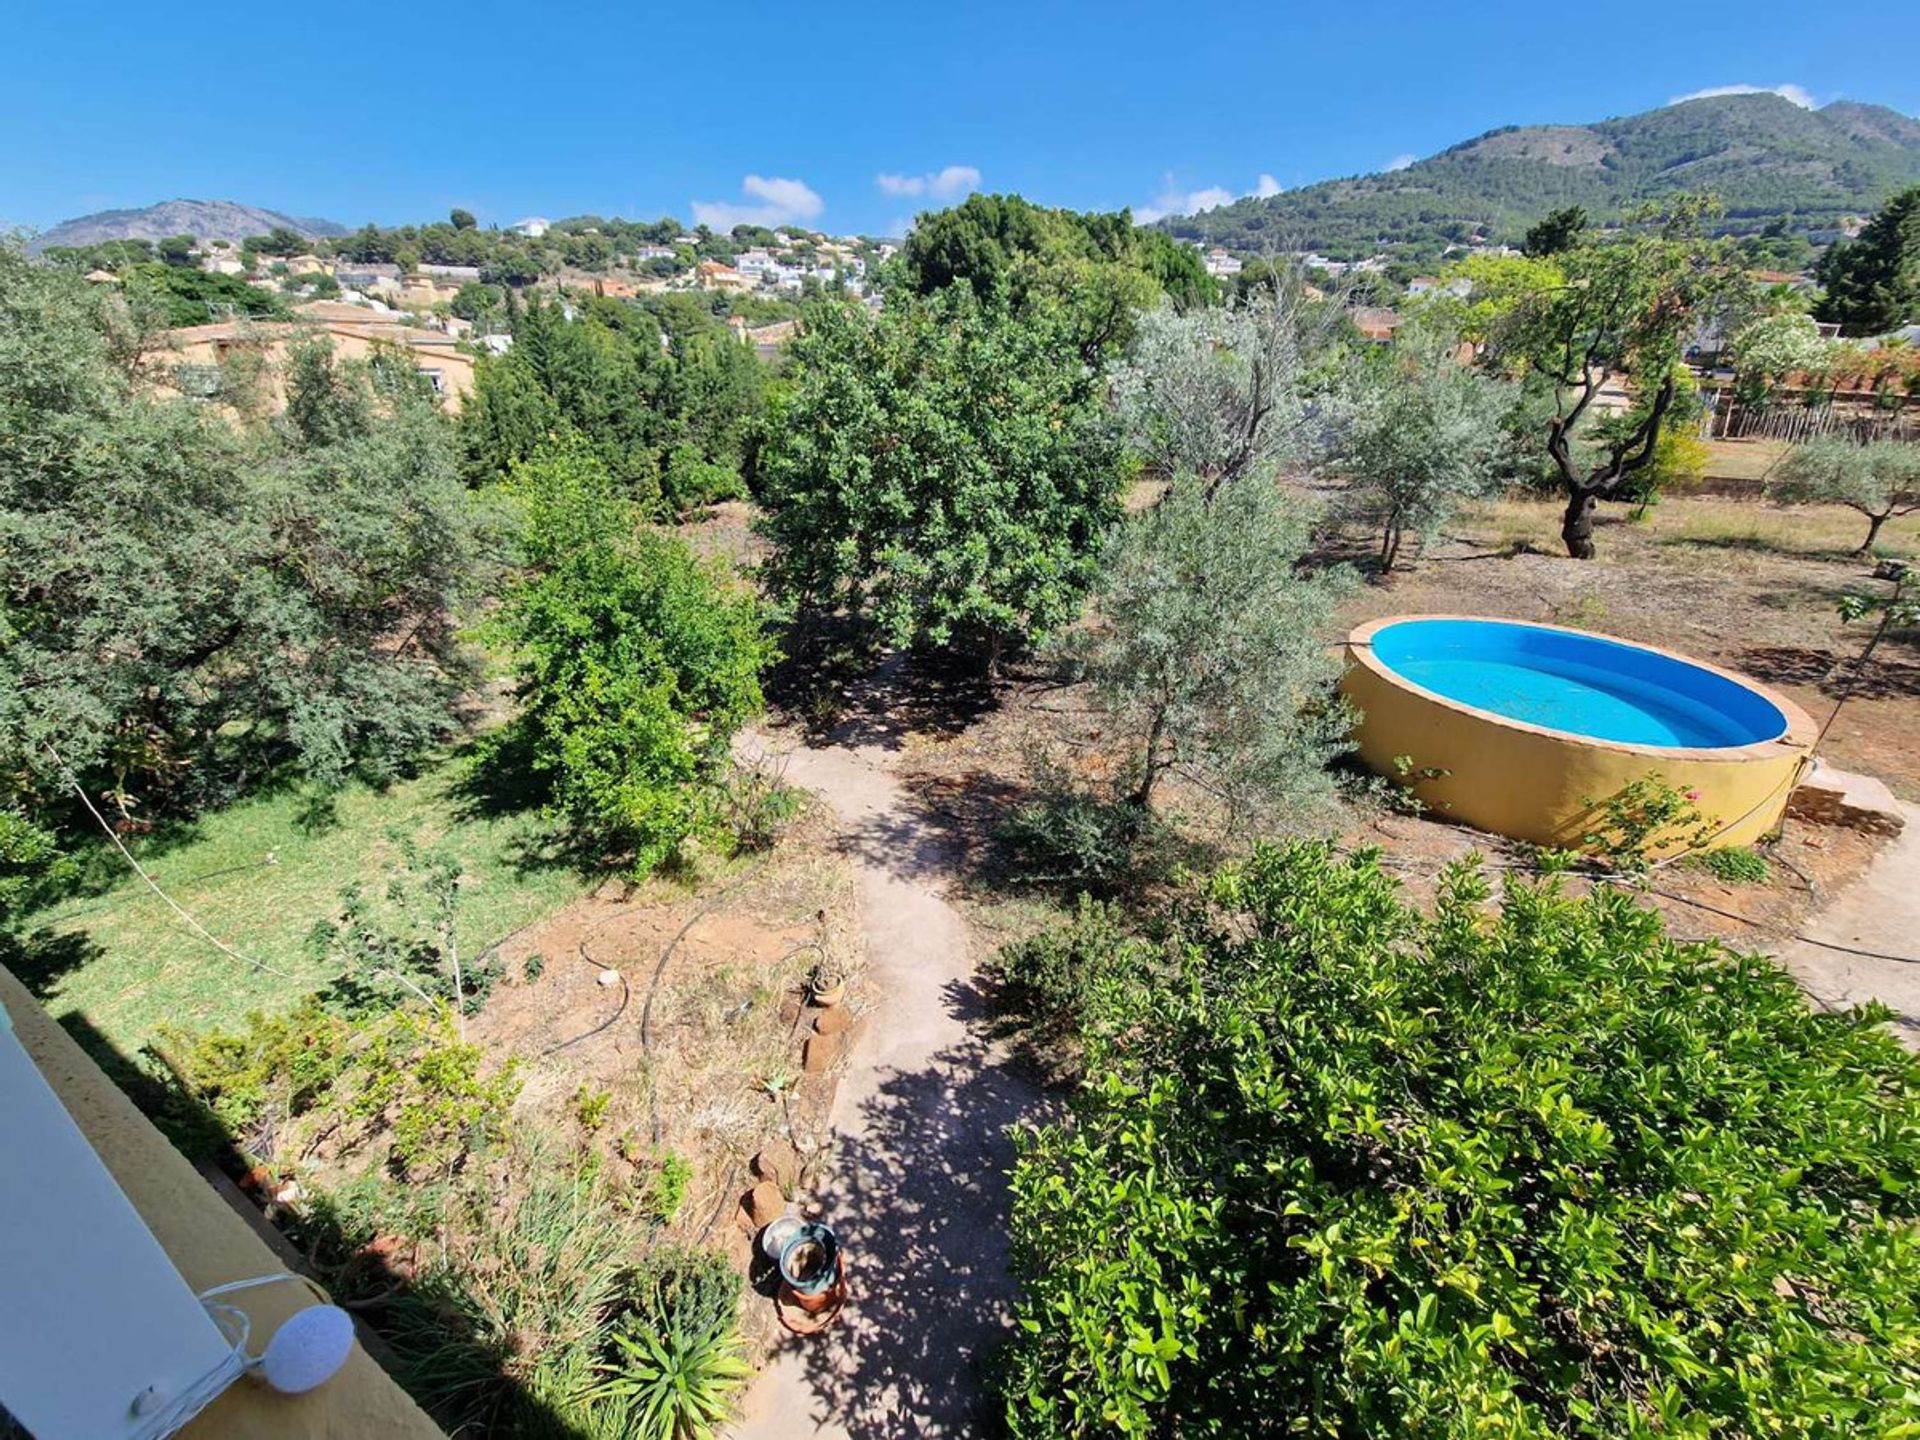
1342;616;1817;857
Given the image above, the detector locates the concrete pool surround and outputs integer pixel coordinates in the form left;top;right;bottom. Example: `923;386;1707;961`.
1343;615;1817;856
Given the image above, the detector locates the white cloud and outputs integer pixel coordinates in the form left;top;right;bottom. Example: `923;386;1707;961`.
1134;175;1272;223
1668;82;1815;109
1385;154;1416;172
690;174;824;230
876;164;983;201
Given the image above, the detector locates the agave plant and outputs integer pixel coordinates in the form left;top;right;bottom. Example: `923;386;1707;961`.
588;1316;751;1440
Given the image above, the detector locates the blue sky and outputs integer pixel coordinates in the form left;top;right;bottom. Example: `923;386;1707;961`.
4;0;1917;238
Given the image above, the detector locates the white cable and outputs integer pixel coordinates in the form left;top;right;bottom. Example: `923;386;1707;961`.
40;743;304;982
126;1272;325;1439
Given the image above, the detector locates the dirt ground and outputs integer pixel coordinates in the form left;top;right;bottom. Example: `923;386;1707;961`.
465;795;863;1332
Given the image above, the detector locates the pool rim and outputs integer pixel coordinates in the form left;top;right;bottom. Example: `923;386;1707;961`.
1346;614;1818;762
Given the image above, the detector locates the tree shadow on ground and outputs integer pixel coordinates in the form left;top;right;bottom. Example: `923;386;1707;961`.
1737;645;1920;700
0;926;105;1000
802;650;1019;754
55;1011;600;1439
442;727;606;880
771;984;1049;1437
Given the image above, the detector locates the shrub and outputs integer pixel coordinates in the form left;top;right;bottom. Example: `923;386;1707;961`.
1696;845;1772;884
985;894;1151;1051
1003;842;1920;1438
1579;772;1710;870
160;1000;520;1176
997;782;1172;896
499;447;771;876
660;443;744;514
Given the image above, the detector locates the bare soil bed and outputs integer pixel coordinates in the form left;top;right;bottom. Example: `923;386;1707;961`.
465;797;862;1341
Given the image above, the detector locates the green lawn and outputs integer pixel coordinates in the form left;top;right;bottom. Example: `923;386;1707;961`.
11;747;586;1053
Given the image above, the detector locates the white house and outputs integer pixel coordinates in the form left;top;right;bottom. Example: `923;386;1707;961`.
736;248;777;276
511;216;551;239
1203;248;1242;279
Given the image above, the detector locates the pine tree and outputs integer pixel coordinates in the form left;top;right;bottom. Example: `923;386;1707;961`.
1816;187;1920;337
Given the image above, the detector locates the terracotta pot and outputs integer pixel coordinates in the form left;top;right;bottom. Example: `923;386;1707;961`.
809;978;846;1008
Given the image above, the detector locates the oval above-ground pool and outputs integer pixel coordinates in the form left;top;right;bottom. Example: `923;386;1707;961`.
1342;616;1816;854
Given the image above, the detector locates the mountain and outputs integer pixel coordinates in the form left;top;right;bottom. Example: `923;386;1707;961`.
28;199;348;253
1165;94;1920;260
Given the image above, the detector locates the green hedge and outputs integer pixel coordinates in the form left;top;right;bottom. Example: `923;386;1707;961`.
1003;843;1920;1437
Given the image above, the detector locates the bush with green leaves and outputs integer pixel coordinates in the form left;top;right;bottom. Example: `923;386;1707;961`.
1696;845;1771;884
1003;841;1920;1438
1069;473;1355;818
497;447;771;876
159;999;520;1176
755;288;1124;668
985;894;1151;1059
1769;436;1920;553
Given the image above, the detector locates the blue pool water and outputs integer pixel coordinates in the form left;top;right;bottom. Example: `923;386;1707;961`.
1369;619;1787;748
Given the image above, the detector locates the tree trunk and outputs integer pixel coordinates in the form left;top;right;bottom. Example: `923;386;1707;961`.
1561;488;1598;560
1858;510;1889;555
1132;709;1167;810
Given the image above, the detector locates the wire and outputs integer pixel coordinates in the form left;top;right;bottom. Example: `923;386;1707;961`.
128;1271;325;1439
41;743;304;982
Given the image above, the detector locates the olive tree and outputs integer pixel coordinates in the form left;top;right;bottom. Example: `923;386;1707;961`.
1068;474;1354;818
1769;437;1920;553
1109;278;1343;497
1333;339;1519;570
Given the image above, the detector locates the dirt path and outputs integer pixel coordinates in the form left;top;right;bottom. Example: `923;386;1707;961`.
1774;803;1920;1050
730;725;1041;1439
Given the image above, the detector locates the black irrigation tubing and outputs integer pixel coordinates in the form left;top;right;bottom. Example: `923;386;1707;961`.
536;900;640;1059
697;1160;741;1247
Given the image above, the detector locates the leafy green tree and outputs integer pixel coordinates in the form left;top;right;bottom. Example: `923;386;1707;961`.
0;249;495;820
1769;436;1920;552
756;291;1124;668
497;448;769;876
449;281;503;323
122;262;287;326
462;295;667;501
897;192;1202;365
1521;204;1587;257
1068;474;1353;815
1491;201;1748;557
1816;186;1920;337
282;336;373;449
1335;338;1518;569
449;208;477;231
246;226;307;259
157;233;198;267
1003;842;1920;1439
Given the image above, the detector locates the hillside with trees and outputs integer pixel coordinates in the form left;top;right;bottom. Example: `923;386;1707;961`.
1164;94;1920;260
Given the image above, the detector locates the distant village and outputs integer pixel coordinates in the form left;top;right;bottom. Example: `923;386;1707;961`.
69;217;899;413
